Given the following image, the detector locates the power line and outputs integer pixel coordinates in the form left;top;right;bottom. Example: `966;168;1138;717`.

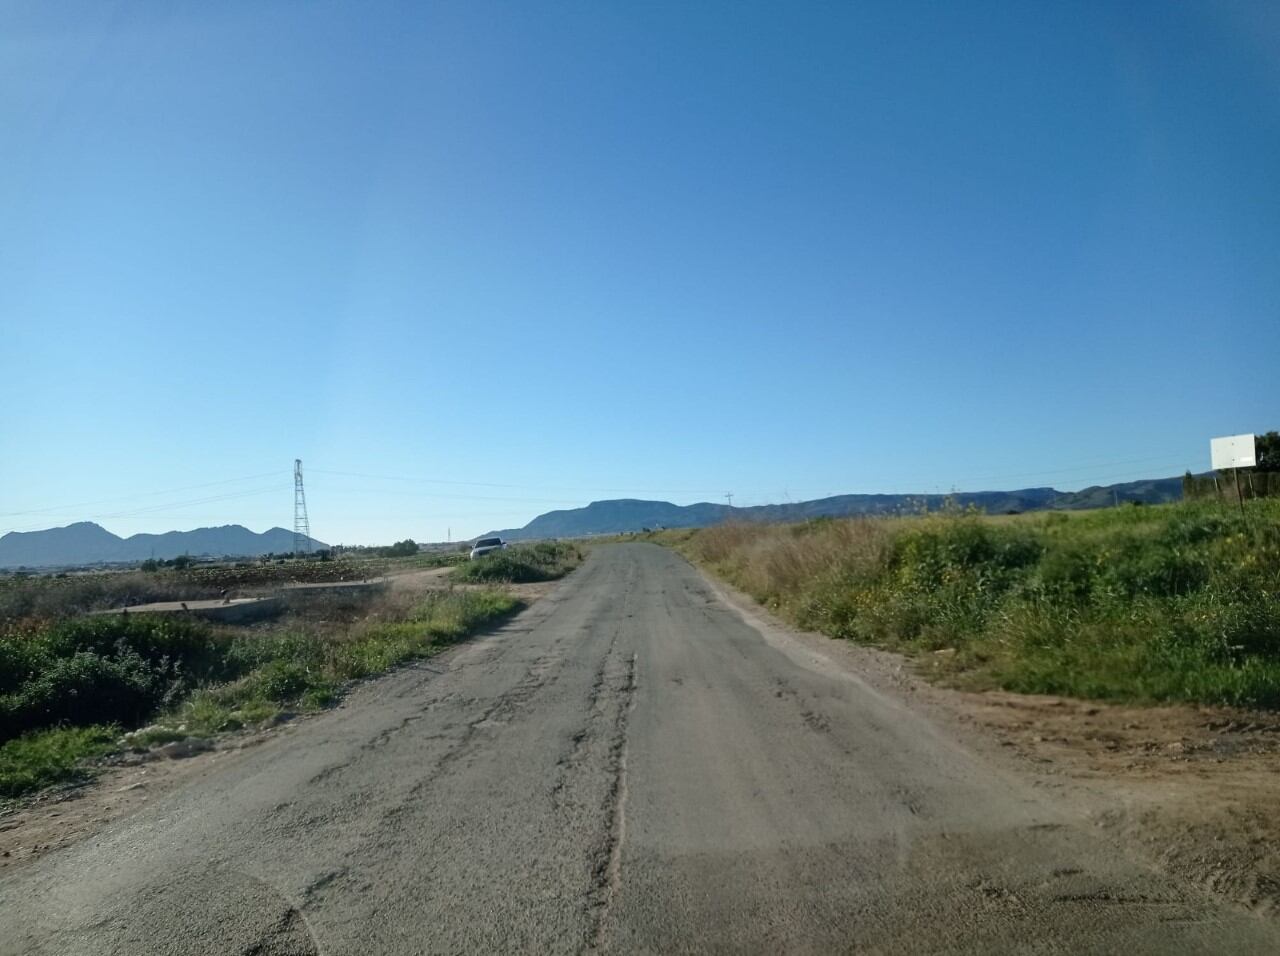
2;486;287;533
308;468;739;496
0;471;287;518
97;486;288;519
306;483;601;506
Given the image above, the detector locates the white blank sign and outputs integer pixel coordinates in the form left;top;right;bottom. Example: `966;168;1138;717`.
1211;434;1256;470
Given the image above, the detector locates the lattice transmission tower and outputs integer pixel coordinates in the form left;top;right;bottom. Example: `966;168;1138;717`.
293;459;312;555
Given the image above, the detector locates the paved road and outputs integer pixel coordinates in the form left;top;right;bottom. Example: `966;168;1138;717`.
2;543;1277;954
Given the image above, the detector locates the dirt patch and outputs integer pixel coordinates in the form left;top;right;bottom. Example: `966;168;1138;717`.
702;568;1280;922
386;566;453;591
954;690;1280;917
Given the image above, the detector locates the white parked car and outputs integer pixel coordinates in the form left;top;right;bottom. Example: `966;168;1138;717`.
470;537;507;560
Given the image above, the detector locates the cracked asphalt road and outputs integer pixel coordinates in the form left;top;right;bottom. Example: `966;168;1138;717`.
2;543;1278;954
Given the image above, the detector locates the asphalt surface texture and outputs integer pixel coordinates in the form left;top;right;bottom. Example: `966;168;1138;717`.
2;543;1277;954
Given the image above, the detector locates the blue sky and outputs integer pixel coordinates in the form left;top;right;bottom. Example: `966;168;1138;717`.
2;1;1277;545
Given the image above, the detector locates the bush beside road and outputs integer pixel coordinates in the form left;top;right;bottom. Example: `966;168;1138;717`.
451;541;583;584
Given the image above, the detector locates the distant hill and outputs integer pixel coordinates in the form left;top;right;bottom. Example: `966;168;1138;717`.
1047;476;1185;510
487;476;1187;541
0;522;328;569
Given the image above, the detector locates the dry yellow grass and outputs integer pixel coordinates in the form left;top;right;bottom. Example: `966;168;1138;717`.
682;518;892;610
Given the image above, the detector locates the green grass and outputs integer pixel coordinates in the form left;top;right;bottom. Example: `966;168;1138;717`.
677;499;1280;709
451;541;583;584
0;589;520;799
0;725;118;798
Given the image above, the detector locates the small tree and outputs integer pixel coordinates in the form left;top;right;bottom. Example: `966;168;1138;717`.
384;539;419;558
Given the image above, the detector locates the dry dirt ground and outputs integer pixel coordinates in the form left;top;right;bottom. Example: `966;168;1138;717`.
947;690;1280;917
3;556;1278;933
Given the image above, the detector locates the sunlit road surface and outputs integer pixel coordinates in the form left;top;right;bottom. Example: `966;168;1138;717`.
2;543;1276;954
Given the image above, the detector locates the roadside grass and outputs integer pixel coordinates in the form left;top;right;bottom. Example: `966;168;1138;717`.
0;588;520;799
0;726;118;798
168;588;520;738
675;499;1280;709
452;541;583;584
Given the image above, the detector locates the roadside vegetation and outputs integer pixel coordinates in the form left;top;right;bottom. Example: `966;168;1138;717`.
670;499;1280;710
452;541;583;584
0;588;518;798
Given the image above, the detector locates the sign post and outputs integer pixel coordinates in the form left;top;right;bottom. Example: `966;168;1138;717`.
1210;434;1257;519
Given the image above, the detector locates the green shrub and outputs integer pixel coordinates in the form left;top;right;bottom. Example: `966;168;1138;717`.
1035;545;1097;601
0;616;234;742
452;542;581;583
1;650;156;738
250;660;314;700
384;539;419;558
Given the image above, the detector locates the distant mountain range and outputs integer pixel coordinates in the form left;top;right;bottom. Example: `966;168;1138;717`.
0;523;328;569
0;473;1188;566
487;475;1187;540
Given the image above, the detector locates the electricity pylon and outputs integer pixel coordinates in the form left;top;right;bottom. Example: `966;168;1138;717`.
293;459;312;555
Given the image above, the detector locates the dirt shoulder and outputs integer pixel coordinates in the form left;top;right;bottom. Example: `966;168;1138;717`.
700;568;1280;921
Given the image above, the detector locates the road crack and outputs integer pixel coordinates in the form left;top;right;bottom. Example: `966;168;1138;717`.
586;651;637;952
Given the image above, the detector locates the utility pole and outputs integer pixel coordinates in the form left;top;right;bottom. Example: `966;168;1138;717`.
724;492;734;509
293;459;312;556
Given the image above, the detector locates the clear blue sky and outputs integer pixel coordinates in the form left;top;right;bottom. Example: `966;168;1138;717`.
2;1;1277;545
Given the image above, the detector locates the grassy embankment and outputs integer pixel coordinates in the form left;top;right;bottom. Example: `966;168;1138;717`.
451;541;584;584
667;499;1280;709
0;587;518;799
